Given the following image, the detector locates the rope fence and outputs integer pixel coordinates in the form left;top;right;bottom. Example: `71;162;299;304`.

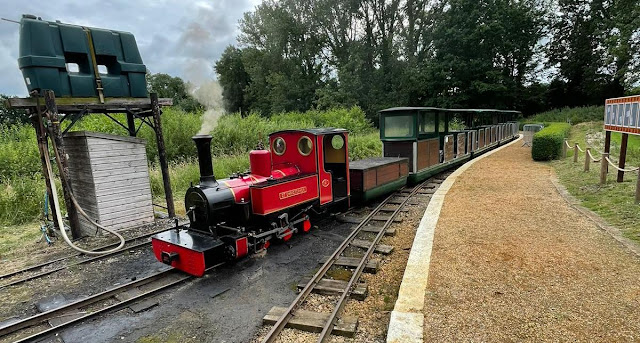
605;157;639;173
562;139;640;203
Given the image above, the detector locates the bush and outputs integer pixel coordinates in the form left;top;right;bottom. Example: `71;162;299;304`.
531;123;571;161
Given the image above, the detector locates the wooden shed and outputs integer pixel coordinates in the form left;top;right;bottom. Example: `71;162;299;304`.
63;131;154;236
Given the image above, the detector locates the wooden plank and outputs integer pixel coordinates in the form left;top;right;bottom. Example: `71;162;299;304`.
92;178;151;192
379;205;409;213
90;159;148;172
7;96;173;109
263;306;358;337
361;226;396;236
418;189;436;194
96;194;152;209
88;153;148;165
97;200;153;216
96;188;153;202
98;213;155;228
92;205;153;221
371;215;402;223
297;277;368;301
351;239;394;254
321;256;379;273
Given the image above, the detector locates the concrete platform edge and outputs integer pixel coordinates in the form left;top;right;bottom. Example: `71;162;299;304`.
386;135;522;343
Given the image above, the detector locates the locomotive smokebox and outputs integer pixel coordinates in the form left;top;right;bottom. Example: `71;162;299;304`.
193;134;217;186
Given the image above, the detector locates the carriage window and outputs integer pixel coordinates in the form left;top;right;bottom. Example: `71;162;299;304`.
273;137;286;155
384;115;414;138
633;103;639;128
331;135;344;149
605;105;612;125
419;113;436;134
298;136;313;156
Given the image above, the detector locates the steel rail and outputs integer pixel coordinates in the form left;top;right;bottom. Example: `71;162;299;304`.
0;227;171;289
261;179;434;343
2;264;222;342
317;179;430;342
0;268;176;337
261;190;399;343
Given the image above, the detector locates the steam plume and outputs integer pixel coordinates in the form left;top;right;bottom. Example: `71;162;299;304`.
190;80;225;135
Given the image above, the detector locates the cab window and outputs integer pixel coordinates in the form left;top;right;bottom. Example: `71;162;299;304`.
384;115;414;138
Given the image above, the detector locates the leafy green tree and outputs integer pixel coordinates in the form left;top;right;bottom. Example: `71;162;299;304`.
147;73;203;112
215;46;250;115
0;94;28;125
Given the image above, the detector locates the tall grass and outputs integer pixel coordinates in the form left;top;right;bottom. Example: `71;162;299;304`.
0;106;379;226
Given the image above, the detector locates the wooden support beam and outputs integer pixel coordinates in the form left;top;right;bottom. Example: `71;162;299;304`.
263;306;358;337
604;130;611;154
7;96;173;111
618;133;628;182
151;93;175;217
44;90;82;238
126;112;136;137
31;109;59;231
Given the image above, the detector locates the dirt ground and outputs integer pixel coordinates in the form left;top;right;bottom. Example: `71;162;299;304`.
423;144;640;341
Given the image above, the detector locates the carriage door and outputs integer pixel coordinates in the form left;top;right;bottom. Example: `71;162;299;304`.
321;133;348;204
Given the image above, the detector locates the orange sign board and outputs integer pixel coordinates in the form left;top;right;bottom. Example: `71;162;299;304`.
604;95;640;134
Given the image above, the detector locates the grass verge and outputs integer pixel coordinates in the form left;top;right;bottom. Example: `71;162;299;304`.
551;122;640;245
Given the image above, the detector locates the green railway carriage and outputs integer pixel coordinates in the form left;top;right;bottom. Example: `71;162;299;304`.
379;107;521;184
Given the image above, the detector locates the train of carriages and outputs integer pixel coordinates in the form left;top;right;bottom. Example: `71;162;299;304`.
151;107;521;276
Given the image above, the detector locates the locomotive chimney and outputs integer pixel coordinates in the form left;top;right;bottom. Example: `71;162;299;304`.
192;134;217;186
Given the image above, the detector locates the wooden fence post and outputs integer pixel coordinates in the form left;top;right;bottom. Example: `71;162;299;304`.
563;139;568;158
636;167;640;204
600;153;609;185
573;143;578;163
584;147;590;172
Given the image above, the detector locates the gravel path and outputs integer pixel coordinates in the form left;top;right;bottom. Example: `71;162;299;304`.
423;144;640;342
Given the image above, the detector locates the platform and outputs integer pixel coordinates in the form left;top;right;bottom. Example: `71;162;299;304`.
387;135;640;342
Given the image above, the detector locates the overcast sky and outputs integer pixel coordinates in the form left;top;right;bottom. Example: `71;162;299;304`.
0;0;259;96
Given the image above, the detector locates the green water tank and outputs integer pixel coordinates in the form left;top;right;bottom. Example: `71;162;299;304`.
18;14;148;98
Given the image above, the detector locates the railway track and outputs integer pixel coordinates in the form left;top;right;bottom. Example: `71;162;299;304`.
0;225;184;290
0;263;222;343
261;174;447;342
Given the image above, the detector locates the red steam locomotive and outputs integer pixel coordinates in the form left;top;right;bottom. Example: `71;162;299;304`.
151;129;350;276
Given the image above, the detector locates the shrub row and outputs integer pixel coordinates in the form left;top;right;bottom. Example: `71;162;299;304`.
531;122;571;161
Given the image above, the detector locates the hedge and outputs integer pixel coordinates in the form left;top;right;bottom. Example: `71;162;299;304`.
531;122;571;161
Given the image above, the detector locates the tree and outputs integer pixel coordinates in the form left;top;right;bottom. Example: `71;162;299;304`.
147;73;203;112
0;94;28;125
215;46;250;114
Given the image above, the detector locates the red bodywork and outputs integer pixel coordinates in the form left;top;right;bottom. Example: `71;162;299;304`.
217;130;350;214
152;237;207;277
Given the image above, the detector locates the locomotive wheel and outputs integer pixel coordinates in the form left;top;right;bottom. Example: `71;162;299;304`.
263;240;271;249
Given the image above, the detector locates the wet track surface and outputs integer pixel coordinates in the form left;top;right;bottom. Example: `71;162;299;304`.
51;219;354;343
